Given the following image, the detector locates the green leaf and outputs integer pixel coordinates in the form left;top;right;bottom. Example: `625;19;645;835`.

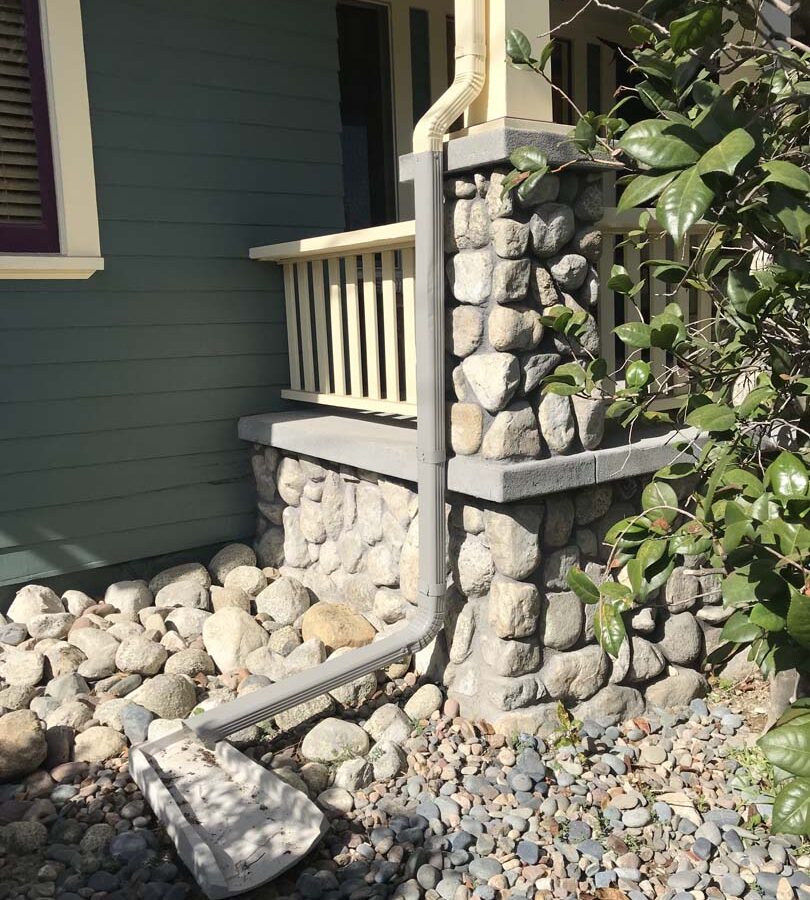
723;500;753;552
626;360;651;389
649;312;687;349
670;5;722;52
538;40;555;71
750;602;787;633
594;602;626;657
722;573;752;607
506;29;532;64
692;79;721;107
509;146;548;173
767;185;810;243
572;116;597;153
567;566;600;604
517;168;550;202
720;610;761;644
726;268;760;316
686;403;736;433
614;322;652;349
696;128;755;177
759;727;810;778
599;581;633;607
617;172;678;212
618;120;703;169
762;160;810;195
641;481;678;524
608;264;635;293
772;778;810;835
604;516;651;547
766;452;809;500
646;260;689;283
787;590;810;650
656;166;714;245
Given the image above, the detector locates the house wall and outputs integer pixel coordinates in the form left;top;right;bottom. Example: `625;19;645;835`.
0;0;344;588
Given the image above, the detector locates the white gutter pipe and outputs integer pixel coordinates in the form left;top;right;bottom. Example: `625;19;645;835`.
146;0;487;747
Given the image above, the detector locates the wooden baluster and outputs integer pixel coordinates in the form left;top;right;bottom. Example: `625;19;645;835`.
327;257;346;396
401;246;417;405
362;252;381;400
296;261;316;392
344;254;363;397
381;250;400;401
623;241;642;379
310;259;331;394
283;262;302;391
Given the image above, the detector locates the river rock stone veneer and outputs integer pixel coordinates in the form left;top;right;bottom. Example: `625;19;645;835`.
251;447;720;734
446;165;607;462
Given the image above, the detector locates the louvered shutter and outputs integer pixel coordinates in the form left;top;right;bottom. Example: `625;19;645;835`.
0;0;58;252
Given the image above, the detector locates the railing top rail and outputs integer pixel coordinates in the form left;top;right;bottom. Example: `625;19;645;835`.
250;220;416;264
598;207;711;235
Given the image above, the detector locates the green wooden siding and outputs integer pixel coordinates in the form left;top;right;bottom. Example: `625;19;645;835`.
0;0;343;586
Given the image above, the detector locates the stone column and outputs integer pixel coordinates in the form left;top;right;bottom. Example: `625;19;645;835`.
446;157;608;461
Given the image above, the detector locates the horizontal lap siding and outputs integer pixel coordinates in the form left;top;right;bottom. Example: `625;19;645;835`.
0;0;343;586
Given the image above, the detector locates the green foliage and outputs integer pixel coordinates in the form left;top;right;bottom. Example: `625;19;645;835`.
507;3;810;832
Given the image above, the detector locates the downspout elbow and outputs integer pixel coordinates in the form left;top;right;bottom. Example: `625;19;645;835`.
412;0;486;154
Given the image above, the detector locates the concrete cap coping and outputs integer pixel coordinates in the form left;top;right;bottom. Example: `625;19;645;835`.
239;410;699;503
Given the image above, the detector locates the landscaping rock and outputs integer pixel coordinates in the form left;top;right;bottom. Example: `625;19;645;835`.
154;581;210;611
256;577;310;624
128;674;197;719
202;607;269;673
300;717;370;762
105;580;153;619
73;726;127;763
148;562;211;596
27;612;75;640
0;709;47;781
301;602;375;652
403;683;443;721
209;543;257;584
7;584;63;626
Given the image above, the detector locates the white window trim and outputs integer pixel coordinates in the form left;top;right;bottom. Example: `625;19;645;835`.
0;0;103;279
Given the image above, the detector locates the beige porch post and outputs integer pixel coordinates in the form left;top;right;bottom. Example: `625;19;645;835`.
465;0;554;130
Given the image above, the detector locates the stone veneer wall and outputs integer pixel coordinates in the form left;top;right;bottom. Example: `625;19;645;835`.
446;164;607;461
250;446;726;733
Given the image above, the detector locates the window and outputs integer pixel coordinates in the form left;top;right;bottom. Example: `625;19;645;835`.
336;0;456;227
337;1;397;230
0;0;102;278
551;38;573;125
0;0;58;252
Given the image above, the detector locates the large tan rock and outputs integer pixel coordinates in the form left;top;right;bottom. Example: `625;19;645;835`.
0;710;47;781
301;603;376;653
73;726;127;763
202;607;269;673
128;674;197;719
7;584;63;626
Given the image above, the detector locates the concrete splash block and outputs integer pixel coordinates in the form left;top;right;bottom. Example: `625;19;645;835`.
130;729;326;898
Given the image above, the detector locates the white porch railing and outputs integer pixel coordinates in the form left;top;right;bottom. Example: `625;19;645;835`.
253;210;712;418
251;221;417;416
597;208;712;396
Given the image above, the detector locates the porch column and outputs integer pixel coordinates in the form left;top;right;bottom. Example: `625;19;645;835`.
465;0;554;129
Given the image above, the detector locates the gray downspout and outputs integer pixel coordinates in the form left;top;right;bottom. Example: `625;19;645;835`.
171;2;485;746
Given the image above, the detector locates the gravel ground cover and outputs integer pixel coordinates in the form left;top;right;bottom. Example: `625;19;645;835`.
0;546;807;900
1;666;808;900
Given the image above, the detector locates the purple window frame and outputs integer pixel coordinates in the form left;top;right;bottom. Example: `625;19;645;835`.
0;0;59;253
